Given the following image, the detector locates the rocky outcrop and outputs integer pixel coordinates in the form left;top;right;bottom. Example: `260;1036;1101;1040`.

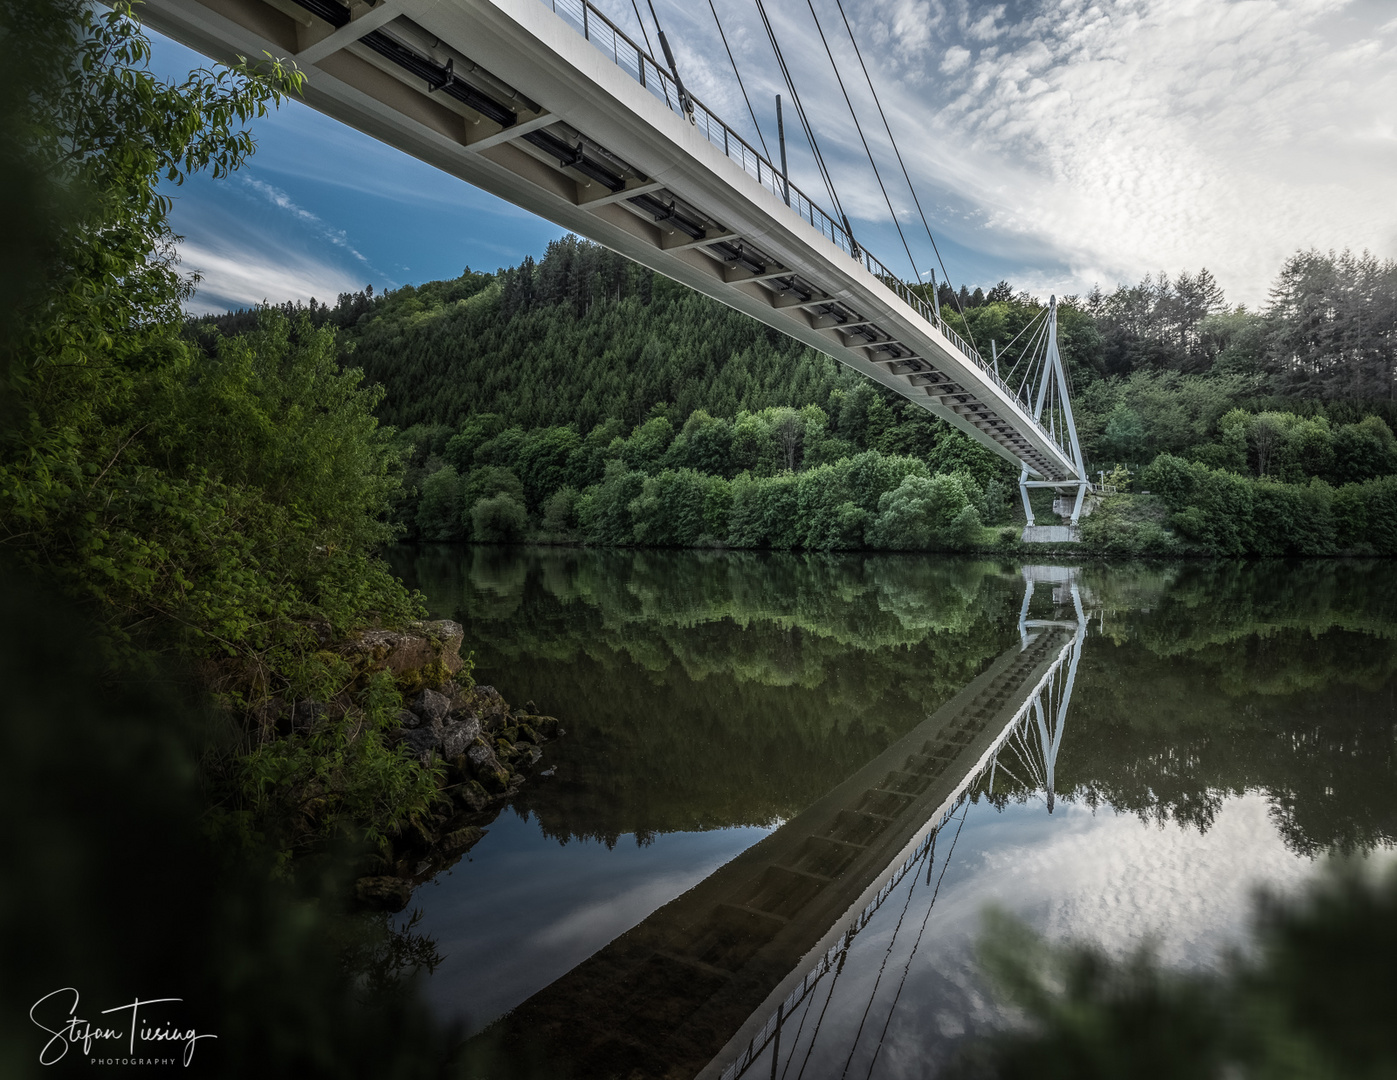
338;619;467;694
332;621;564;911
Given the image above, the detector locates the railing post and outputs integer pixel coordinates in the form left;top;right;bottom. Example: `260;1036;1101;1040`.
582;0;588;40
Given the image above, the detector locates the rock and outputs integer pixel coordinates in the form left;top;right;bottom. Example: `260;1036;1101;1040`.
524;699;538;714
440;826;486;854
523;745;543;767
457;780;492;812
395;708;421;730
526;714;562;739
291;700;325;732
516;723;540;745
470;685;510;726
355;876;412;912
442;714;482;759
465;740;500;775
398;725;440;762
339;619;465;693
412;688;452;726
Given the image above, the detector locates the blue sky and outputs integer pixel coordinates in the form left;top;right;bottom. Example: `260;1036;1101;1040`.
149;0;1397;315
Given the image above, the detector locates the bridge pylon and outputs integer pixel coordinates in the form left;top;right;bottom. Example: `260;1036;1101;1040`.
1017;296;1091;537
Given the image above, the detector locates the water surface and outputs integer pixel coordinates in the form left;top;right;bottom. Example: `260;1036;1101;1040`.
388;547;1397;1077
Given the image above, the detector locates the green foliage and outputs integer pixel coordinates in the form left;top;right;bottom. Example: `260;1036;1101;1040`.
1077;495;1179;555
1;1;302;388
868;474;983;550
232;671;442;859
630;468;729;547
1133;455;1397;556
462;464;524;510
579;460;645;545
540;485;579;535
0;1;432;865
415;464;464;541
471;491;528;543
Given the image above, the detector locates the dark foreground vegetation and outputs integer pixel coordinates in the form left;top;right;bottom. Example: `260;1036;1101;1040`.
198;233;1397;557
1;4;508;1074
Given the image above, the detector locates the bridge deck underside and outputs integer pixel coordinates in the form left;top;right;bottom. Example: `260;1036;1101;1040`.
140;0;1080;481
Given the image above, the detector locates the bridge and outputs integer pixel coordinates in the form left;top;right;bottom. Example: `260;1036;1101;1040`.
463;567;1088;1077
142;0;1091;505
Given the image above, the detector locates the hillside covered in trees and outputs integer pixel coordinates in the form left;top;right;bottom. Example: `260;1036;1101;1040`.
196;237;1397;556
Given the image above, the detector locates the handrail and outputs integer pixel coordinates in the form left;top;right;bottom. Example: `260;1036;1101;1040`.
539;0;1071;470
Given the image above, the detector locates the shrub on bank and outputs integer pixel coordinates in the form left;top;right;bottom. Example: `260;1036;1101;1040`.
1077;494;1180;555
1137;455;1397;556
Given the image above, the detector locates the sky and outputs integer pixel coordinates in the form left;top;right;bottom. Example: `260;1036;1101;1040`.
147;0;1397;316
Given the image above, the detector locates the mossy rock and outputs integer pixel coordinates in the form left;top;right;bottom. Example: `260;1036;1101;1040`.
458;780;492;812
516;723;540;745
440;826;485;854
355;876;412;913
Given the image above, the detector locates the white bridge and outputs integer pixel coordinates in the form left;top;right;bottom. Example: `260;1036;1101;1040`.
144;0;1091;495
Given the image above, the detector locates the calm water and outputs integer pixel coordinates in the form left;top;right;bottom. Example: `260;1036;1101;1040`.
387;547;1397;1079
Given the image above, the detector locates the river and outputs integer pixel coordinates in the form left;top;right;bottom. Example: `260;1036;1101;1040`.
386;546;1397;1078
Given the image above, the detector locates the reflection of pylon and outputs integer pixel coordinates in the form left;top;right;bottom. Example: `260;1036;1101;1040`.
1000;567;1085;813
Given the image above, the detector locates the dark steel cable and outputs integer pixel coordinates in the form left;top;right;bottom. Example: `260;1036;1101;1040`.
629;0;671;109
754;0;850;247
707;0;771;160
805;0;922;284
833;0;980;351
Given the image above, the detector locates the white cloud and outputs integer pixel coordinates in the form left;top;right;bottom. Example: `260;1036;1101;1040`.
178;240;364;315
242;175;370;264
603;0;1397;305
940;45;971;74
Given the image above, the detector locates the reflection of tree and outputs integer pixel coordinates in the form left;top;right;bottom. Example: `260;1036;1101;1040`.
390;548;1397;857
390;546;1021;843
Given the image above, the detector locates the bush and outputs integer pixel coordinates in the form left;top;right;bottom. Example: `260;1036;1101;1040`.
540;485;579;536
1078;494;1179;555
580;460;645;545
415;465;464;541
630;468;725;547
868;474;982;551
470;492;527;543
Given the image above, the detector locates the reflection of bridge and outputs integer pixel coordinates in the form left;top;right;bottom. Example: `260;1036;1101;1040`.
142;0;1087;492
467;568;1086;1077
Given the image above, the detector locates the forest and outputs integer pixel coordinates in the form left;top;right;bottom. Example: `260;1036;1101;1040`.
197;236;1397;557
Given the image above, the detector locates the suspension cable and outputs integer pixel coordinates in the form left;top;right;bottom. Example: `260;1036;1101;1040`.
707;0;771;160
646;0;693;118
754;0;854;250
804;0;922;284
833;0;980;352
628;0;671;110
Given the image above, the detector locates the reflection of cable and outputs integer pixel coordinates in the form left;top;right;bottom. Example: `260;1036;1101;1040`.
837;829;939;1079
794;944;850;1080
865;799;972;1079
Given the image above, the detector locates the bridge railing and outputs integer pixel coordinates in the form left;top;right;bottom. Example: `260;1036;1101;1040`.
540;0;1070;467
